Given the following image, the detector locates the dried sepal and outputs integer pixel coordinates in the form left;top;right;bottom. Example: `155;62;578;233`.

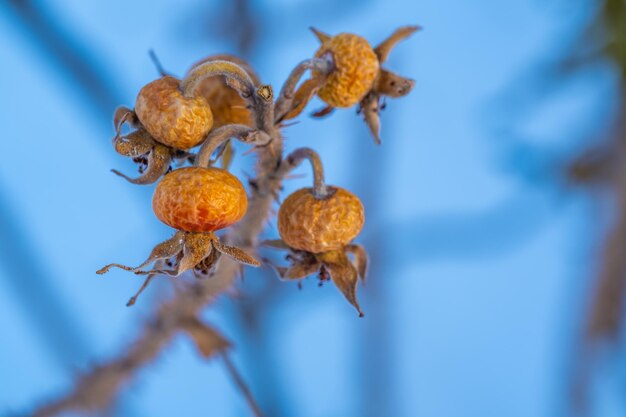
212;238;261;266
220;140;235;170
345;244;368;282
162;232;215;276
280;259;321;280
310;27;331;43
282;78;323;121
180;318;231;358
126;259;166;307
193;247;221;278
113;106;138;136
374;25;421;63
374;69;415;98
317;250;363;316
111;143;172;185
113;130;155;157
97;232;185;275
311;105;335;118
359;93;381;145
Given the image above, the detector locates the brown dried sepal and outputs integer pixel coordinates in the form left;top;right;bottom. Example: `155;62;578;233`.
266;240;369;316
97;231;260;304
135;76;213;150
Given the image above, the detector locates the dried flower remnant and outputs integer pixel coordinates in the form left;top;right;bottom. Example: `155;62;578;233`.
269;148;368;316
110;107;193;184
309;26;420;143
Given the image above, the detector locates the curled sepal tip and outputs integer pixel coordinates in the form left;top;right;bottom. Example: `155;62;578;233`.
111;144;172;185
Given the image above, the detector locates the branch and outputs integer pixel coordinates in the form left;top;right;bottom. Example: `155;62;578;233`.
30;60;291;417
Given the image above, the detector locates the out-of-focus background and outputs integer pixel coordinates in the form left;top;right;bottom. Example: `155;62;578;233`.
2;0;626;416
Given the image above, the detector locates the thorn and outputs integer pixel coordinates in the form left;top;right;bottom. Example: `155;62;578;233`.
148;49;169;77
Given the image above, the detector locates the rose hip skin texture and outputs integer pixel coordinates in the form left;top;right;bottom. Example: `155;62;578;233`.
315;33;379;108
278;187;364;253
135;76;213;150
189;55;260;128
153;167;248;232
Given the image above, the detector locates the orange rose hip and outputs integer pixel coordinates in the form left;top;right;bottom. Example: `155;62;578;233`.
278;187;364;253
315;33;379;108
152;167;247;232
135;76;213;150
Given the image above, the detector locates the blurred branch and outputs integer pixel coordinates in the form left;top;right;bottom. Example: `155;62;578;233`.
0;183;91;368
3;0;123;120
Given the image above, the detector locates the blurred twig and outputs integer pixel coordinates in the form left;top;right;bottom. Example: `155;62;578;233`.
0;182;91;368
3;0;123;120
222;352;264;417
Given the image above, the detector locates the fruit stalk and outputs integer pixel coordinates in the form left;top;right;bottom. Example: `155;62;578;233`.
284;147;329;198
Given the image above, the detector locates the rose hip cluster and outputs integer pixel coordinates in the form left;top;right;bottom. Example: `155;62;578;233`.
98;26;418;315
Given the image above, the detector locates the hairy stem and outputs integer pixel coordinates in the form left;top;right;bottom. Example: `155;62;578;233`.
181;59;256;98
284;147;329;198
195;124;271;168
274;56;334;121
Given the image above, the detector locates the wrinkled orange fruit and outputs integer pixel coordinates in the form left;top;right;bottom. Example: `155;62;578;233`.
315;33;379;108
188;55;260;129
278;187;364;253
152;167;247;232
135;76;213;150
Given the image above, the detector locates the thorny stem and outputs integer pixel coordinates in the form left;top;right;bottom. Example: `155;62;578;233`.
274;56;334;121
194;124;272;168
284;147;329;198
221;352;265;417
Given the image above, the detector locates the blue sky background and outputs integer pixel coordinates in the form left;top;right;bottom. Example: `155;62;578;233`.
0;0;622;416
